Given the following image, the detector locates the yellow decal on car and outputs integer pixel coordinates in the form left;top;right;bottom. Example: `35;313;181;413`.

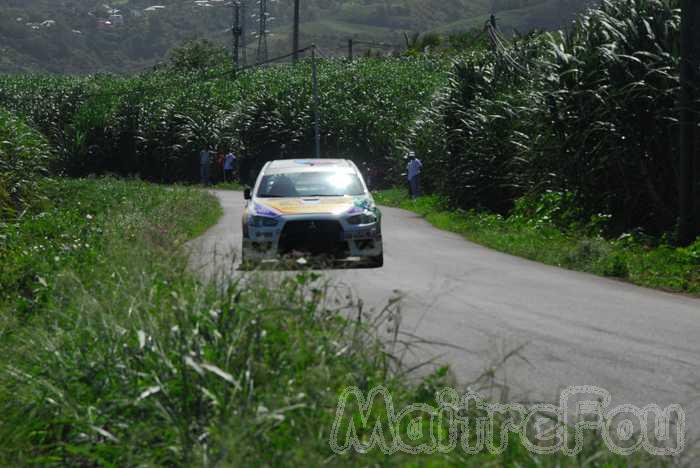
258;197;354;215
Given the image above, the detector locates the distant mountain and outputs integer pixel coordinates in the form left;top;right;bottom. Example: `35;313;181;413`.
0;0;595;74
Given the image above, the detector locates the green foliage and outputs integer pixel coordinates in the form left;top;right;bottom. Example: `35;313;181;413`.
0;110;54;218
168;39;230;72
0;178;221;315
543;0;682;234
0;179;223;463
0;57;448;185
404;32;443;54
408;48;545;213
411;0;687;236
510;191;612;235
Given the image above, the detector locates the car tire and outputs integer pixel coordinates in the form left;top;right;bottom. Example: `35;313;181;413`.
369;253;384;268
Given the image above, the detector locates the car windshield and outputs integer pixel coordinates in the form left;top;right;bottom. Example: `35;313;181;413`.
257;171;365;198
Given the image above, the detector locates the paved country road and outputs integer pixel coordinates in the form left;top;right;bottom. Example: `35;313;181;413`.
191;190;700;448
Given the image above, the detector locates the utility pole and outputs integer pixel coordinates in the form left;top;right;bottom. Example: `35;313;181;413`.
232;2;242;68
311;45;321;159
679;0;700;245
348;38;353;60
292;0;300;63
256;0;269;63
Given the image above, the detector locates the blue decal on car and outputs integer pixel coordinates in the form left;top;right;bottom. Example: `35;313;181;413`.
254;203;281;218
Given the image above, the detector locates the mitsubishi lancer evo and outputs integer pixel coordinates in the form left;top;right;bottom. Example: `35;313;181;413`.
241;159;383;267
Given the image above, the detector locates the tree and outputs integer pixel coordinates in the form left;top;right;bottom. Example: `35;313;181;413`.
168;39;229;71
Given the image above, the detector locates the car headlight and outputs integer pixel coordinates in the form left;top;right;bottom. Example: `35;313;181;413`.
249;215;279;227
347;212;377;225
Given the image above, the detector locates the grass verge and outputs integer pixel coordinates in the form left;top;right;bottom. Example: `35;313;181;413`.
374;188;700;295
0;179;658;465
211;181;246;191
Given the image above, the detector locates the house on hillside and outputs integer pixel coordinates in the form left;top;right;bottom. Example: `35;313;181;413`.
109;14;125;26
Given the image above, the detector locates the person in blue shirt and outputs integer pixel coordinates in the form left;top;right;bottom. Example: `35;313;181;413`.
224;151;237;182
406;153;423;199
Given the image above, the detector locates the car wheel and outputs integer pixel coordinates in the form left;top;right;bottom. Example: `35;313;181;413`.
369;253;384;268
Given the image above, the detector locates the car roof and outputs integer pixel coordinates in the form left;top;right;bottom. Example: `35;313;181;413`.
264;159;357;175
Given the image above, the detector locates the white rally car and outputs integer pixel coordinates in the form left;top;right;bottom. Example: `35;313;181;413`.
242;159;383;267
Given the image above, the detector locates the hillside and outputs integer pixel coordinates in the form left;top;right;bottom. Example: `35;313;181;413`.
0;0;594;74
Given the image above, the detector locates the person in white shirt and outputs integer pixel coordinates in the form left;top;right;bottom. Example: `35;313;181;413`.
224;151;236;182
406;154;423;199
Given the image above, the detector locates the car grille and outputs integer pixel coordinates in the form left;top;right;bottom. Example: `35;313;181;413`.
278;220;348;256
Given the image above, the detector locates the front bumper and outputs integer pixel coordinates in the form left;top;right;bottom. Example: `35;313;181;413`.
243;214;383;261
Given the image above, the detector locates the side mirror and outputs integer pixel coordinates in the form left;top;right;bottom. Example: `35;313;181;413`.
244;188;251;200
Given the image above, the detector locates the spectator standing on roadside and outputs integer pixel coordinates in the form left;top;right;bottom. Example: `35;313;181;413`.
199;147;211;185
224;150;236;182
216;151;225;183
406;153;423;199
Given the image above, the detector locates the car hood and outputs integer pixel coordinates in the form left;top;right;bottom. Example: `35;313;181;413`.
254;196;371;216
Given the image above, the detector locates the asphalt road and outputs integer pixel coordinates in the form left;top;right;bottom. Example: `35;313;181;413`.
190;190;700;447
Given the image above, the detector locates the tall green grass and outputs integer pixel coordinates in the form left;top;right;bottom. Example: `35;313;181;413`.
0;179;653;465
0;110;55;218
0;57;448;184
411;0;687;236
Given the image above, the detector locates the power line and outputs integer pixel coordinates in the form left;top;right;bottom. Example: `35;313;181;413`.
314;46;334;60
239;45;313;70
352;40;402;49
486;19;528;75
